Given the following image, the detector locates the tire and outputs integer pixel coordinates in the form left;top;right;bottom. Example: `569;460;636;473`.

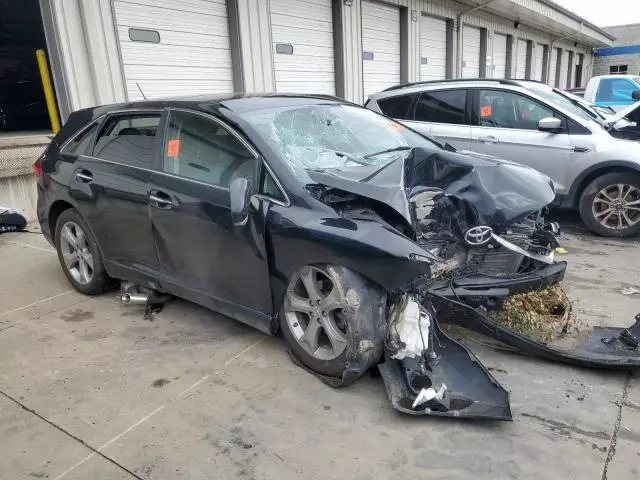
279;264;386;377
579;172;640;238
54;209;111;295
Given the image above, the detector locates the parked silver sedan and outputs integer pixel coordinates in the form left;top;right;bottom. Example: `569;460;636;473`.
366;79;640;237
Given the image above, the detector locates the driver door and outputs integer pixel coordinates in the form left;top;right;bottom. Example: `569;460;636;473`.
147;109;273;323
468;89;573;194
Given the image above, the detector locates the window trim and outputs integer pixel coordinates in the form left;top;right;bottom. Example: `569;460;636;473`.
470;87;569;134
412;88;469;126
162;108;290;206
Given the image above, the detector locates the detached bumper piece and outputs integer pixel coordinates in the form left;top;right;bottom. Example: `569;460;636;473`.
378;298;512;420
428;261;567;310
429;295;640;369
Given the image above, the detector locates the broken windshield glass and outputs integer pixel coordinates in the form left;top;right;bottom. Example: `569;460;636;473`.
246;105;441;182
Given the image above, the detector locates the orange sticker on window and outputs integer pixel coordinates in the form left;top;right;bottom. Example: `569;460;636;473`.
167;139;180;157
480;105;492;118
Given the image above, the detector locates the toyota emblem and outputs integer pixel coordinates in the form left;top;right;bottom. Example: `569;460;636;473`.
464;226;493;246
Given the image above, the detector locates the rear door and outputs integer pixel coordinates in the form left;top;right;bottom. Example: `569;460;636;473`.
67;111;162;284
468;88;573;193
147;108;273;319
406;89;471;150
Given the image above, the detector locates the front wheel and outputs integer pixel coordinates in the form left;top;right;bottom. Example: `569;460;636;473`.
279;265;386;378
578;172;640;237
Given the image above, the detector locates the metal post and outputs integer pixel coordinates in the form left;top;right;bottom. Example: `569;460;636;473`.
35;49;61;133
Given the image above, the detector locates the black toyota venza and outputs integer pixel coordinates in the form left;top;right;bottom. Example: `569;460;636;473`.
36;94;640;419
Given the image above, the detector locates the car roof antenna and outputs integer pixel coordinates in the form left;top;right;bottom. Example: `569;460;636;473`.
136;83;147;100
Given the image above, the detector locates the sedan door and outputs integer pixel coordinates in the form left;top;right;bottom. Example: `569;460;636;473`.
147;109;273;326
468;89;573;193
64;112;163;285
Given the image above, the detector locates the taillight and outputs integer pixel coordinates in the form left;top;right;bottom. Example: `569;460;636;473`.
34;156;43;177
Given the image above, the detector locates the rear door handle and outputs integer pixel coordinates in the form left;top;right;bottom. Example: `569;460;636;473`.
149;191;173;210
75;170;93;182
478;135;499;143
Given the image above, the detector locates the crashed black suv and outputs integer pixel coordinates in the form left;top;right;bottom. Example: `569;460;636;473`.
37;95;640;420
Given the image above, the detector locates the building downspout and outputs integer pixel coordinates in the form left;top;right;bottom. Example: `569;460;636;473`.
456;0;498;77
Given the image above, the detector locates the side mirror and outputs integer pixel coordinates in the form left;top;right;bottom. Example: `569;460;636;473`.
538;117;562;132
632;90;640;101
230;177;251;226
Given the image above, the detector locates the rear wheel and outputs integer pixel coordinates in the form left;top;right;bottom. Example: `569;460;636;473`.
279;265;385;377
55;209;111;295
579;172;640;238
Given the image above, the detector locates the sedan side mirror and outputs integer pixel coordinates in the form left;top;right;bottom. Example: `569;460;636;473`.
230;177;251;226
538;117;562;132
632;90;640;101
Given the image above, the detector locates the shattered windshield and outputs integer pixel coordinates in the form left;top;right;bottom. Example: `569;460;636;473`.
245;104;441;182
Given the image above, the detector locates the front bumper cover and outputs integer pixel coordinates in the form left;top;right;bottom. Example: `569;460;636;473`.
428;261;567;310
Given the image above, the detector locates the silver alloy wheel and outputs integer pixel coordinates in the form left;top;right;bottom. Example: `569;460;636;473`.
592;183;640;230
59;221;94;285
283;266;348;361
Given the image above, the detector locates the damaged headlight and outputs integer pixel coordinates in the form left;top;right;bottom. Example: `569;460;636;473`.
408;252;433;263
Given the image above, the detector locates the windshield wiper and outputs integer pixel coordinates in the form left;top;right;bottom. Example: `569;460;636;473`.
329;150;370;166
363;146;411;159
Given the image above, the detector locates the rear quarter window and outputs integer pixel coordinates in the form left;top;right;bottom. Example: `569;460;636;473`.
61;122;99;156
377;94;416;119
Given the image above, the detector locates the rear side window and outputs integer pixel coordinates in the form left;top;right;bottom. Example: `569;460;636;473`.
93;114;161;168
377;94;416;119
414;90;466;125
62;122;99;155
163;110;255;189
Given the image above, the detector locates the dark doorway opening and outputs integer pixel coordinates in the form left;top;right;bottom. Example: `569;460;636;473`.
574;54;584;88
0;0;56;133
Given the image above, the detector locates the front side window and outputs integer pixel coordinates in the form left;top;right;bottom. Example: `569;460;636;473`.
476;90;554;130
163;111;255;188
93;114;161;168
245;104;441;183
596;78;638;103
414;90;467;125
377;94;416;119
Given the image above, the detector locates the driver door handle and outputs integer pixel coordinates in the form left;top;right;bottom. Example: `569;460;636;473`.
478;135;499;143
75;170;93;183
149;190;173;210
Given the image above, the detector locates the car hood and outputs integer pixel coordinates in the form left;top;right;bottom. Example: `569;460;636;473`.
605;99;640;125
306;147;555;230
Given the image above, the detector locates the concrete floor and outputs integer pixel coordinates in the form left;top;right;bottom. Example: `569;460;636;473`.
0;215;639;480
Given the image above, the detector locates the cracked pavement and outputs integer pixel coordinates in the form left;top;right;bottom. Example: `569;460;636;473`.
1;213;639;480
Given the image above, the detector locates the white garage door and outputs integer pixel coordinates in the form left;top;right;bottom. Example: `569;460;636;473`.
533;44;545;81
461;25;481;78
559;50;569;89
492;33;508;78
420;15;447;81
515;39;527;78
271;0;335;94
548;47;559;86
113;0;233;100
362;1;401;99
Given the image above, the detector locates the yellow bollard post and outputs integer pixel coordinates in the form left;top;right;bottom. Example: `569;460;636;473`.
35;49;61;134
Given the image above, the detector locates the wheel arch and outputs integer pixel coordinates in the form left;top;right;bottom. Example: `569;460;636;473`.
565;161;640;209
48;199;75;242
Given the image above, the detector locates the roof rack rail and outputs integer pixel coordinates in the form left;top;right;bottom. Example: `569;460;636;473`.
382;78;523;92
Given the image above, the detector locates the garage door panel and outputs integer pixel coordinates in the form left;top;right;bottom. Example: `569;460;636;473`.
114;0;233;100
462;26;481;78
271;25;333;46
271;0;335;95
534;44;545;81
117;27;230;49
516;39;527;78
119;43;231;67
493;33;507;78
420;15;447;81
362;1;401;98
549;48;559;86
114;2;228;33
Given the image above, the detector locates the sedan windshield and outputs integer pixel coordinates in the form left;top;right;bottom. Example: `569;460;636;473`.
245;104;441;182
